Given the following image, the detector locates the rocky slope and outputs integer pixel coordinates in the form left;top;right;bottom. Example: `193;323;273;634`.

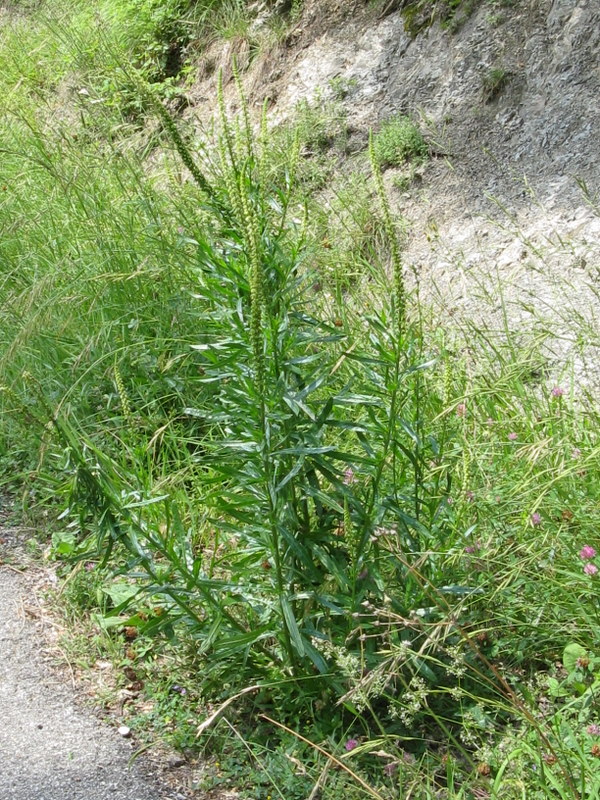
192;0;600;376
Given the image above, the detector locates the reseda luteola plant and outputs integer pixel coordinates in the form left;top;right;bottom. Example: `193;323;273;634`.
16;77;456;698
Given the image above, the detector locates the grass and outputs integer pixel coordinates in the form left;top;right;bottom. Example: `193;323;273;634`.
482;66;509;101
1;2;600;799
396;0;478;36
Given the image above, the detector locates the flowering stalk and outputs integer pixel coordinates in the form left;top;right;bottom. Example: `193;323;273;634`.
113;366;134;431
217;71;237;172
146;88;214;199
238;170;265;398
369;132;406;339
218;132;244;224
344;498;361;573
216;79;296;671
232;57;254;163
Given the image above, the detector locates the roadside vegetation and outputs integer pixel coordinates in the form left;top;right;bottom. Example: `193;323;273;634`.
1;2;599;799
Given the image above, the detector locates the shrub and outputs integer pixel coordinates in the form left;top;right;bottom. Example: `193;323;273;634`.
371;113;428;169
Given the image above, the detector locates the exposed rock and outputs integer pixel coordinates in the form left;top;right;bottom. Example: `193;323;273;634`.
186;0;599;378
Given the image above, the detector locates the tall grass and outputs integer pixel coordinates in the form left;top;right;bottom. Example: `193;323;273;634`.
1;3;600;799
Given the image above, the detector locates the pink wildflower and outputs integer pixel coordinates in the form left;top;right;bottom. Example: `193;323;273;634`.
530;512;542;526
456;403;466;417
587;724;600;736
584;563;598;576
572;448;582;460
343;468;356;486
383;762;398;776
551;386;565;397
508;432;518;441
345;738;358;752
579;545;597;561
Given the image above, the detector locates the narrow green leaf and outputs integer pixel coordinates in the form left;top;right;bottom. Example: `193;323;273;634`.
280;596;305;656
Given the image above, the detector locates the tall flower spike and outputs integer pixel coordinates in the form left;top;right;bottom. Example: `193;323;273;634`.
344;498;360;569
114;366;134;430
239;170;265;397
258;98;269;191
232;57;254;163
217;71;237;171
216;72;245;223
369;131;406;339
146;87;214;199
218;133;244;224
443;350;452;408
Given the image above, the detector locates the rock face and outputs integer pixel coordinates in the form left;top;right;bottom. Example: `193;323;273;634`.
193;0;599;374
260;0;599;206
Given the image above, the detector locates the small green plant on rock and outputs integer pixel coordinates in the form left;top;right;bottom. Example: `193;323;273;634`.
482;65;509;101
397;0;476;36
327;75;358;100
371;113;428;169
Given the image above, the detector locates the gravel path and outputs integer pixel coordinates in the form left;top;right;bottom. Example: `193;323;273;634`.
0;560;176;800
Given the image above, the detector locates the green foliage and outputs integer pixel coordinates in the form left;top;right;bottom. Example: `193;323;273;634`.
103;0;193;79
294;94;348;154
399;0;477;36
371;114;428;169
328;75;359;101
1;4;600;799
23;82;450;695
482;65;509;101
309;171;385;289
397;0;519;37
259;93;354;198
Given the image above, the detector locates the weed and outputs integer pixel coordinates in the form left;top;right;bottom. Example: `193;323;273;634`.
371;113;428;169
270;92;350;191
295;93;349;154
328;75;359;101
397;0;477;36
486;11;504;26
483;65;509;101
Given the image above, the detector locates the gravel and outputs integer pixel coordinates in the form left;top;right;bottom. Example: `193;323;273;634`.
0;562;174;800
